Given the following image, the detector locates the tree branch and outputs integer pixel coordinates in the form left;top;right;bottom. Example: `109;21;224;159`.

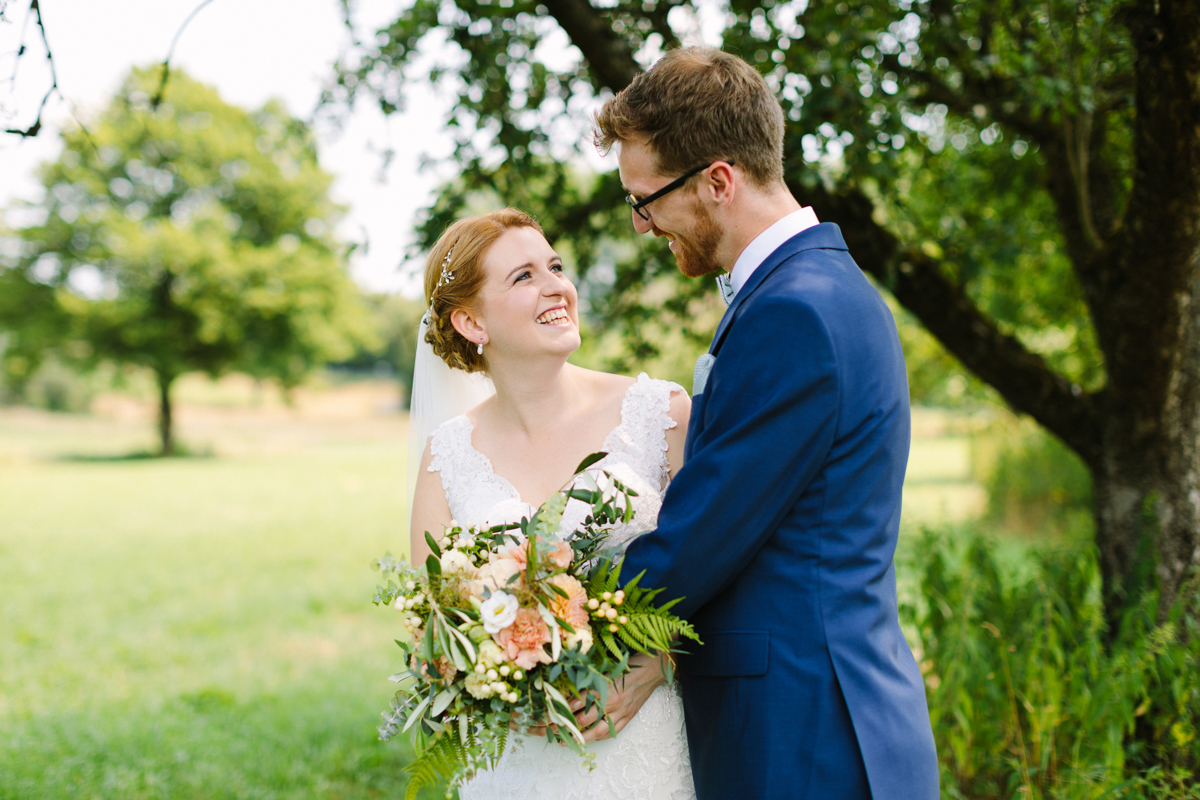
539;0;641;93
151;0;218;110
5;0;56;137
540;0;1103;462
791;181;1104;465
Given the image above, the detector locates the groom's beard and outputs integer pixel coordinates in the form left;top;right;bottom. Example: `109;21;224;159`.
664;202;723;278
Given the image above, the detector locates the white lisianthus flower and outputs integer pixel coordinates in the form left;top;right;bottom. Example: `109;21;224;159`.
480;591;520;634
439;549;475;575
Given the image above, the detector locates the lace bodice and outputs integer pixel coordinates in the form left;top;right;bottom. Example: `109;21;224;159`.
429;373;682;552
426;373;696;800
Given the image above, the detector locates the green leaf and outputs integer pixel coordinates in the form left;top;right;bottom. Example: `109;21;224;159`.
425;553;441;575
402;731;461;800
574;452;608;473
430;684;463;717
425;530;442;558
402;694;433;734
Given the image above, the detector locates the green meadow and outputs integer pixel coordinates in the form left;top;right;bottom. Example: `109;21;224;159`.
0;380;985;799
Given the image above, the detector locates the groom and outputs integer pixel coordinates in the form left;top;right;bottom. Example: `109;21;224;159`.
583;47;939;798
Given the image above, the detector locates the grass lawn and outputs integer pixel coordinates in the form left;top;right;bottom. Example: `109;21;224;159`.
0;379;989;799
0;383;446;799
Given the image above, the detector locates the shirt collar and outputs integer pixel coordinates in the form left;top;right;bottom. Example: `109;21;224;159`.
727;207;820;297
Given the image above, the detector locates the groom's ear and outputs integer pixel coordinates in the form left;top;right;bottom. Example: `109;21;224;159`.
701;161;737;208
450;307;486;344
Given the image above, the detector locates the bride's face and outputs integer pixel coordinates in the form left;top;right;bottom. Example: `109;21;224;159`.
473;226;581;361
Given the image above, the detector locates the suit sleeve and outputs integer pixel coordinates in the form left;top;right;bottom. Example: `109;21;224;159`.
620;294;839;620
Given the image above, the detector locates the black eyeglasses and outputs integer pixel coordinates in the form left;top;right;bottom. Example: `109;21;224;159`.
625;160;735;221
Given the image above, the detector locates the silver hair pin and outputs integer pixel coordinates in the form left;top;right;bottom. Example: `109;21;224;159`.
435;246;456;290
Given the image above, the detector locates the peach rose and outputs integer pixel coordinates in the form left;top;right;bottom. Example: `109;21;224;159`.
493;606;554;670
546;540;573;569
471;554;524;597
547;574;589;630
502;541;530;569
504;538;572;570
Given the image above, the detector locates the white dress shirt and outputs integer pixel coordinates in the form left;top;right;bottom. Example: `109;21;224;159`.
728;207;821;297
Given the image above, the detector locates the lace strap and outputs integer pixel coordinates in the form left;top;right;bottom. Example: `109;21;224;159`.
428;415;480;517
605;374;685;487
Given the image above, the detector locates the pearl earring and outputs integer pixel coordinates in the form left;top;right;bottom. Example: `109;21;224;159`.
477;338;484;355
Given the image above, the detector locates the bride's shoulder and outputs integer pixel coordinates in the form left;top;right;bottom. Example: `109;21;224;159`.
570;365;636;400
573;367;690;424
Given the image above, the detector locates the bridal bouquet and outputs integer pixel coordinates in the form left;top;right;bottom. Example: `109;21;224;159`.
371;455;699;799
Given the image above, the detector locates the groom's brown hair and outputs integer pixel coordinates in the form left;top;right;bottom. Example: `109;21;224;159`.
594;47;784;188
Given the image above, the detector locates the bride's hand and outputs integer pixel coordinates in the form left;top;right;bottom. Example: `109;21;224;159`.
570;652;669;743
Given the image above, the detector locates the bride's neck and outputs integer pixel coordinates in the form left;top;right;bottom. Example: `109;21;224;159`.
485;355;584;436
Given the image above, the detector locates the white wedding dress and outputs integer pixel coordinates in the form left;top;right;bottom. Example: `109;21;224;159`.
426;373;697;800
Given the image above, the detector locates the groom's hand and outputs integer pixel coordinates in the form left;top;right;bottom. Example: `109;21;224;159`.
571;652;668;743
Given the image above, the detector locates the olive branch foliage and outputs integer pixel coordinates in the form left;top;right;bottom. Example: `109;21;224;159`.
371;453;699;798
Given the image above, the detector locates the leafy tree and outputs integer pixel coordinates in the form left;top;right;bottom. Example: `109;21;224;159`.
0;67;376;454
329;0;1199;628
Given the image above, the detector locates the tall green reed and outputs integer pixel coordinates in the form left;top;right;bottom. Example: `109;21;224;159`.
902;531;1199;799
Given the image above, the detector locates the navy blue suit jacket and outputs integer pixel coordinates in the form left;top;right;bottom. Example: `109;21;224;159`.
621;223;939;799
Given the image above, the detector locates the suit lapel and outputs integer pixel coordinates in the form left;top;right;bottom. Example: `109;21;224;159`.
685;223;850;458
708;222;849;357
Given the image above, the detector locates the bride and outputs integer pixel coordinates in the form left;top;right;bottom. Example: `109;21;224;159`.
407;208;697;800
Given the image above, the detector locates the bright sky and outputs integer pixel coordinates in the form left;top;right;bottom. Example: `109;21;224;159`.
0;0;461;296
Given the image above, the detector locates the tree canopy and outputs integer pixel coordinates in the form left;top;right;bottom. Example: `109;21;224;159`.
329;0;1200;625
0;66;376;454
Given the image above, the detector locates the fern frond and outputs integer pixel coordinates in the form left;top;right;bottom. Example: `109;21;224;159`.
598;627;623;660
615;610;698;653
403;731;461;800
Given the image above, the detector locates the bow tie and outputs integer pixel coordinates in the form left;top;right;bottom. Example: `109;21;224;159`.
716;274;735;306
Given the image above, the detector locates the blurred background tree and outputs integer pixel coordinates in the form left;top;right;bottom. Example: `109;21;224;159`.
0;66;378;455
328;0;1200;632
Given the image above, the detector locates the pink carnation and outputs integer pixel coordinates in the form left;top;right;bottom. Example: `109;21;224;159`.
493;606;554;670
547;574;589;630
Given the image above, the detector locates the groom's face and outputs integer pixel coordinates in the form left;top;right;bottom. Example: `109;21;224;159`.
618;138;723;278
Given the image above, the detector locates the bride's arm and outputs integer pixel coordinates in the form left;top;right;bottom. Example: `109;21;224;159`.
664;390;691;481
409;441;452;565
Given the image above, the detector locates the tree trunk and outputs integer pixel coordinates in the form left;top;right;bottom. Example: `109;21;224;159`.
156;369;176;457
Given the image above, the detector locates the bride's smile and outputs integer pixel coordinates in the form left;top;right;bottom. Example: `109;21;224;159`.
535;306;570;325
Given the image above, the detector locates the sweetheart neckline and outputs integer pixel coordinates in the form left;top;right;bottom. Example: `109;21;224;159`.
457;385;636;510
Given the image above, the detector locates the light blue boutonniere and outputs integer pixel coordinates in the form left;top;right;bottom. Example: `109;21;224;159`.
694;353;715;396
